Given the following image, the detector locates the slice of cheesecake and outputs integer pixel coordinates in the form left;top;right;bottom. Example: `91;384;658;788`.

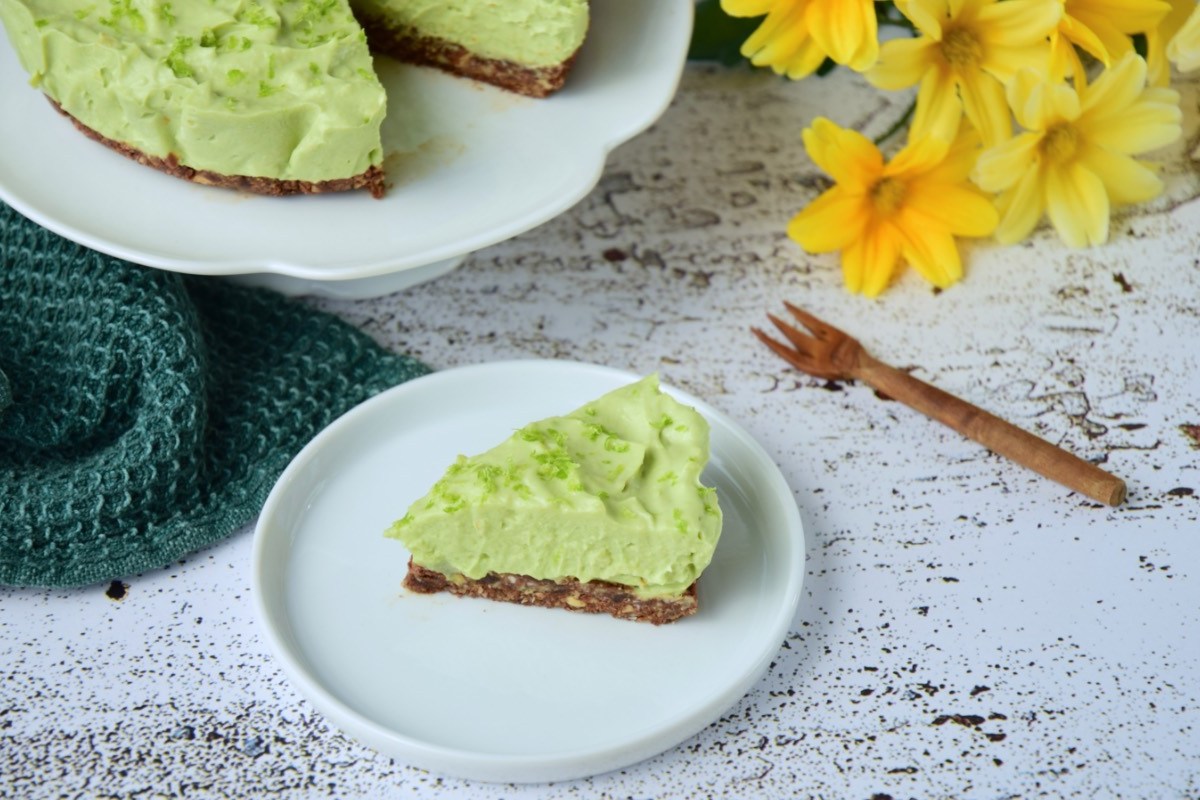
0;0;388;196
350;0;589;98
386;375;723;624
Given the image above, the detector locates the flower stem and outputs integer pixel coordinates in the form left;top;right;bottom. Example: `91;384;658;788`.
874;99;916;146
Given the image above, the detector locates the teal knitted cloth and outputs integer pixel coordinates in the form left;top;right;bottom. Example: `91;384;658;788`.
0;202;429;587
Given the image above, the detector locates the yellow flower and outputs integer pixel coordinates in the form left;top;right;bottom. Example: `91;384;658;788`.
788;118;999;296
973;54;1181;248
1049;0;1170;85
1146;0;1199;85
1166;3;1200;72
720;0;879;79
867;0;1061;147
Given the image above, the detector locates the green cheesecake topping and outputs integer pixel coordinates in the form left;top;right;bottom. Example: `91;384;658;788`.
0;0;386;182
386;375;723;599
350;0;588;67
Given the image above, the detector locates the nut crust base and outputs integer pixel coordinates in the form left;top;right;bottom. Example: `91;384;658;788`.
403;559;699;625
358;16;579;98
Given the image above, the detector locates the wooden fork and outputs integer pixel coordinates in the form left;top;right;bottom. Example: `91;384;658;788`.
753;302;1127;507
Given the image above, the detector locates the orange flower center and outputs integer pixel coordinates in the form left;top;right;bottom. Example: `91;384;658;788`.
1040;123;1080;163
940;26;983;70
870;176;907;216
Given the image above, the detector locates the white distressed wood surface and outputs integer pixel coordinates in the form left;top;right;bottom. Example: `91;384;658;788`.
2;63;1199;799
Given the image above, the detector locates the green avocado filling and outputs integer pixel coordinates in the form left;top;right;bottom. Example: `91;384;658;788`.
0;0;386;182
386;375;723;599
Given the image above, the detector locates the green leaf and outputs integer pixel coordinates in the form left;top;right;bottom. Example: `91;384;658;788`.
1132;33;1148;59
689;0;758;65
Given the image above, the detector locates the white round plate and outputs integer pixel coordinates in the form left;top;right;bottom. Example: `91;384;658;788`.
252;361;805;783
0;1;692;294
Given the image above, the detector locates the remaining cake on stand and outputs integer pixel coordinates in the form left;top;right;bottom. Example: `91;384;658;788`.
0;0;588;196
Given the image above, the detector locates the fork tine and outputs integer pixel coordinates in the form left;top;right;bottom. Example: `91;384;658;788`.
766;313;818;355
750;327;811;373
753;327;842;380
783;301;846;341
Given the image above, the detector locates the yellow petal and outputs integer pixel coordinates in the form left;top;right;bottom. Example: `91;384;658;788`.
899;0;946;39
958;68;1013;146
846;22;881;71
742;2;807;62
1078;143;1165;205
1005;68;1041;130
983;42;1054;83
887;131;953;176
721;0;776;16
783;38;834;79
910;68;962;143
842;222;903;296
803;118;883;187
949;0;973;20
1048;32;1091;84
806;0;878;69
1159;0;1200;45
905;180;999;236
1141;85;1185;105
788;189;870;252
1058;14;1114;64
896;212;965;289
1143;0;1192;86
973;131;1041;192
1168;6;1200;71
1080;57;1183;152
1045;162;1110;247
868;37;937;90
1145;38;1171;86
750;19;815;74
1007;69;1080;130
1083;94;1182;153
976;0;1063;50
923;127;986;184
994;166;1046;243
1080;52;1148;117
1074;0;1170;37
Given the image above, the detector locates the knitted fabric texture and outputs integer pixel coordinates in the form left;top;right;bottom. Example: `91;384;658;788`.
0;202;429;587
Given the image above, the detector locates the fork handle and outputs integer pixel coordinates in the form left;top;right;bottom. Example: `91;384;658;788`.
852;353;1127;506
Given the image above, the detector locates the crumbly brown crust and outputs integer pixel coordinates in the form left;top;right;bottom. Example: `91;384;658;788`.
358;16;579;98
403;559;699;625
50;100;386;198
